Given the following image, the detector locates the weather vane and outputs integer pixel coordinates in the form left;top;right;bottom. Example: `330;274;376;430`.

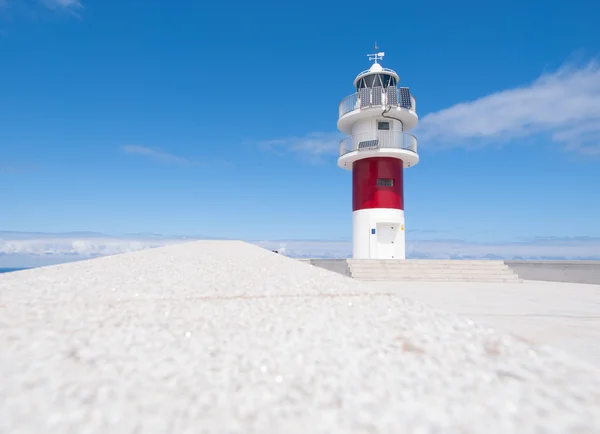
367;42;385;64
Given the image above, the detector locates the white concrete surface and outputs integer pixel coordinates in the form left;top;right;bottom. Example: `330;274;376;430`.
506;261;600;285
1;241;600;433
371;280;600;366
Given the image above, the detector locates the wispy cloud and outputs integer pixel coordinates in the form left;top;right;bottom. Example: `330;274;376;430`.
405;237;600;260
416;60;600;155
0;232;193;267
2;231;599;268
257;131;344;163
0;0;82;9
0;0;83;20
40;0;82;10
256;60;600;160
121;145;197;166
255;237;600;260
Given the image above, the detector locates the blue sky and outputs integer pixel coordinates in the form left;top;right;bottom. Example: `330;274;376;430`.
1;0;600;263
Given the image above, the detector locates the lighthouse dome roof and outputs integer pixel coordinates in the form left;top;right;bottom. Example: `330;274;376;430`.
369;63;383;72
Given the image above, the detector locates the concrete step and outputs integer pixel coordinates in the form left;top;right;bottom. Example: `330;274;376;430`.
347;258;521;283
351;271;521;279
347;259;507;265
351;270;519;276
356;277;523;283
301;259;522;283
348;266;514;272
347;261;510;267
353;278;522;283
349;267;512;274
348;265;512;271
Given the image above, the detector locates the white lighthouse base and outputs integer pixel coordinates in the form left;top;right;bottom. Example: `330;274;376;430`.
352;208;406;259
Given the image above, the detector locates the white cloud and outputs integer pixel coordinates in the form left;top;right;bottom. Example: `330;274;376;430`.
253;240;351;259
0;232;193;267
256;238;600;260
260;60;600;159
40;0;82;10
121;145;196;166
0;0;82;18
405;237;600;260
1;232;599;268
416;60;600;155
257;131;344;162
0;233;185;256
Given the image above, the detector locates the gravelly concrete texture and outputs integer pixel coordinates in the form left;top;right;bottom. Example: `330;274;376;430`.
1;240;600;434
370;281;600;366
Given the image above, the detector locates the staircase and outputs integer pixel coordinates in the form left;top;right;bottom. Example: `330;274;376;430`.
346;259;523;283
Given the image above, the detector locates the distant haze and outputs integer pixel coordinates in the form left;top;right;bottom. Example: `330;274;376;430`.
1;231;599;268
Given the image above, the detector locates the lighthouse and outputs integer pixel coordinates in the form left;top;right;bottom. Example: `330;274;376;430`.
337;48;419;260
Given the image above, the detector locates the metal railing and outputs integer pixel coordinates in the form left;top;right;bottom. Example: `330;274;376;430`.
339;131;418;157
338;86;415;118
339;93;359;118
354;67;398;79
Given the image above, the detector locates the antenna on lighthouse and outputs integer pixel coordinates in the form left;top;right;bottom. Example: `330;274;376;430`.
367;42;385;64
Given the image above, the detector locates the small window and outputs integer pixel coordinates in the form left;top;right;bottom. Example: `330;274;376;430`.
378;121;390;130
377;178;394;187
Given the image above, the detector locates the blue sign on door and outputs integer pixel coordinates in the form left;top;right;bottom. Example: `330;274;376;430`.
371;228;376;234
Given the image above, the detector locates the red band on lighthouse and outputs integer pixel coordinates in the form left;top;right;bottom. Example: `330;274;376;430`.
352;157;404;211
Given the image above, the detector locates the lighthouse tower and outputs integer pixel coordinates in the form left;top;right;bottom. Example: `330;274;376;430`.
337;48;419;260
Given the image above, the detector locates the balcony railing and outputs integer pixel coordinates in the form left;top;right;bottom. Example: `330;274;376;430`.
339;86;416;118
354;67;398;79
339;131;418;157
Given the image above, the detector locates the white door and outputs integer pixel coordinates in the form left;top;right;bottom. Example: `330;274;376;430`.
376;223;397;259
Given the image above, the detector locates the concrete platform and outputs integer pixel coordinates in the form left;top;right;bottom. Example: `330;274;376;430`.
1;241;600;433
370;280;600;366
